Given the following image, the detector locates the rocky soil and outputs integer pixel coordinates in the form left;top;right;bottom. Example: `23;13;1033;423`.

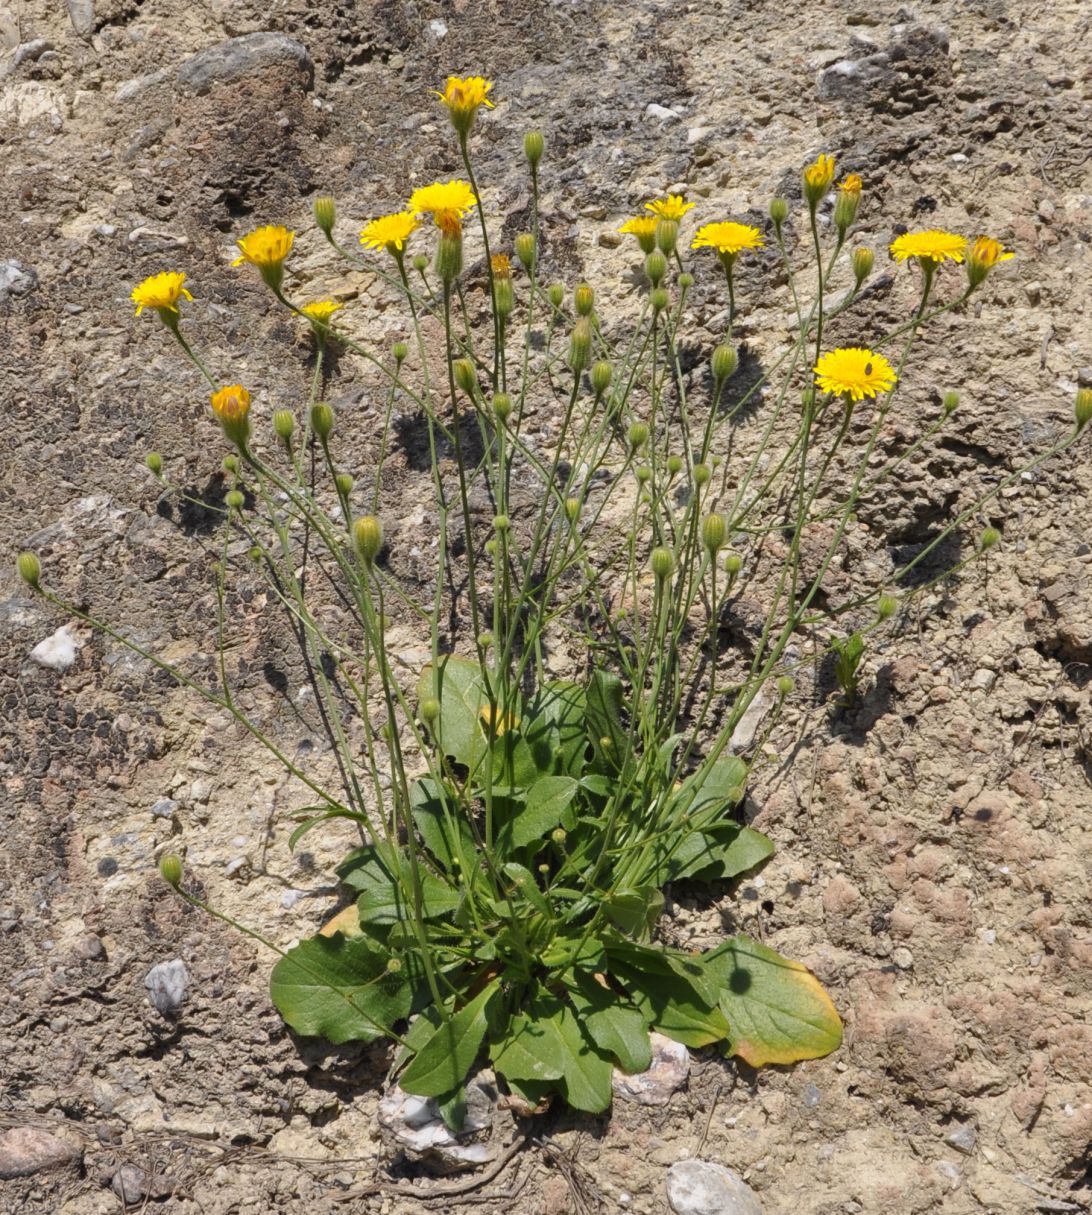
1;1;1090;1213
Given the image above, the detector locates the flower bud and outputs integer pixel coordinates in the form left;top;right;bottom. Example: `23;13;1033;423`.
776;675;794;697
313;195;336;237
223;454;239;474
159;853;183;887
412;253;429;273
493;514;510;531
273;409;295;441
591;360;613;397
650;546;674;583
636;465;652;484
645;250;667;288
726;785;745;806
492;254;514;319
574;283;595;317
145;452;163;477
335;473;354;497
524;130;545;168
852;246;874;286
724;551;742;576
979;527;1001;551
551;827;567;846
802;152;836;209
310;401;334;441
386;957;403;974
656;218;678;255
478;631;494;649
769;197;789;230
693;462;711;486
666;454;683;476
225;489;245;512
435;216;463;284
942;391;960;416
493;392;512;423
248;546;262;562
548;283;565;310
17;551;41;589
702;512;727;553
1076;388;1092;431
877;594;898;620
420;697;440;723
678;271;694;290
353;515;383;566
484;539;498;556
834;190;860;235
568;317;592;374
627;422;650;451
712;344;738;382
392;341;409;364
515;232;536;271
453;358;478;396
650;288;669;313
564;497;581;523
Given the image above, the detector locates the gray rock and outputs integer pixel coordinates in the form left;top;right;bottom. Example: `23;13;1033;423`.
667;1161;763;1215
151;798;179;819
144;959;188;1014
66;0;94;40
0;259;39;304
613;1033;690;1106
111;1163;176;1204
0;8;19;50
176;32;312;96
802;1081;822;1109
0;1127;81;1179
945;1122;977;1153
13;38;53;66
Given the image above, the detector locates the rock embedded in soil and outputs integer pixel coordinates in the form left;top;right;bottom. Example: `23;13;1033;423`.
175;32;313;95
667;1160;764;1215
111;1163;177;1204
0;259;38;304
0;1127;81;1180
612;1033;690;1106
144;959;189;1014
29;624;83;672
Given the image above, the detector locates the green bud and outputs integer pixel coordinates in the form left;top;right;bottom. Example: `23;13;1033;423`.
678;271;694;290
852;246;874;286
412;253;429;273
628;422;650;451
392;341;409;364
645;250;667;288
834;190;860;234
712;344;738;382
335;473;354;497
515;232;536;271
551;827;567;847
145;452;163;476
159;853;183;887
17;551;41;589
656;218;678;255
248;545;262;562
591;360;613;397
436;226;463;284
942;391;960;416
724;551;742;576
548;283;565;310
223;454;239;474
877;593;899;620
493;392;513;423
524;130;545;168
636;465;652;484
776;675;794;697
385;956;402;974
225;489;245;512
484;538;498;556
453;358;477;396
574;283;595;317
273;409;295;441
693;462;711;486
980;527;1001;551
495;276;514;319
666;454;683;476
420;697;440;723
313;195;336;238
650;546;674;583
769;197;789;229
568;317;592;374
564;496;581;523
650;287;670;313
726;785;745;806
310;402;334;441
1076;388;1092;431
478;631;494;650
493;514;510;531
702;512;727;553
353;515;383;566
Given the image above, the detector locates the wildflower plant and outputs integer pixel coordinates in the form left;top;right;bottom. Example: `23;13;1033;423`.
23;77;1089;1122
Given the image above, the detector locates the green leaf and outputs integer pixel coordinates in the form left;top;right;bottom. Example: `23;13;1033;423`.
410;778;476;875
667;824;775;883
585;670;634;777
704;935;843;1066
400;982;499;1098
418;655;491;776
675;755;749;827
566;971;652;1073
270;934;412;1045
492;994;567;1083
554;999;615;1112
606;940;730;1048
603;886;664;940
498;775;579;853
340;843;461;927
501;862;551;917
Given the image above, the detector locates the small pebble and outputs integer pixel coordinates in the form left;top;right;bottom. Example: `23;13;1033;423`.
945;1123;977;1154
144;959;188;1014
667;1160;763;1215
151;798;178;819
802;1082;822;1109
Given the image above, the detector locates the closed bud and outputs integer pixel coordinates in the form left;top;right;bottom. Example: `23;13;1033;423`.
877;594;899;620
225;489;245;512
726;785;745;806
335;472;354;496
273;409;295;441
645;250;667;287
248;545;262;562
636;465;652;484
650;546;674;583
678;271;694;289
656;218;678;255
420;697;440;723
650;287;669;313
776;675;794;697
852;246;874;286
353;515;383;566
478;631;494;650
551;827;567;846
712;344;738;382
724;551;742;576
702;512;727;553
159;853;183;887
223;454;239;474
834;190;860;234
495;275;514;320
568;317;592;374
392;341;409;364
942;391;960;416
769;197;789;229
310;402;334;441
493;392;513;423
386;957;402;974
627;422;650;451
693;462;711;486
979;527;1001;551
574;283;595;316
801;387;816;411
564;496;581;523
515;232;536;271
666;454;683;476
547;282;565;310
145;452;163;476
412;253;429;273
591;360;613;397
313;195;336;237
1076;388;1092;431
453;358;477;396
436;221;463;284
523;129;545;168
484;538;498;556
493;514;510;531
17;551;41;589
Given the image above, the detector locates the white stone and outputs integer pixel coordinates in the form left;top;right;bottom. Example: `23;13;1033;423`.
667;1160;763;1215
429;18;448;37
144;959;188;1014
646;103;682;123
613;1033;690;1106
30;625;82;672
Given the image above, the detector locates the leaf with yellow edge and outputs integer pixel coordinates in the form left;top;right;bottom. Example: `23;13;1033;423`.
704;935;842;1066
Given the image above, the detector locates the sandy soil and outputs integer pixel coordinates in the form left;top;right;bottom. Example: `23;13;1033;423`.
2;0;1090;1212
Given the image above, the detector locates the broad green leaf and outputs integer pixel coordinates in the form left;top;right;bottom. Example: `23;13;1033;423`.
417;655;491;776
554;1000;614;1112
492;994;567;1083
606;940;730;1048
410;778;476;875
400;982;499;1097
501;862;551;917
664;823;775;883
498;775;579;853
704;935;843;1066
566;971;652;1073
340;843;461;927
603;886;664;939
585;670;634;777
675;755;749;828
270;934;412;1045
288;805;368;850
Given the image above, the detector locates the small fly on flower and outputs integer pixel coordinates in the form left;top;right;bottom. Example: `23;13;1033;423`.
864;362;873;376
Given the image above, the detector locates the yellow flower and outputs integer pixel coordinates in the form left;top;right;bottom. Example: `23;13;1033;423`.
619;215;659;253
691;221;765;257
232;224;294;291
437;75;494;136
644;195;695;222
814;347;897;402
210;384;252;447
491;253;512;279
840;173;863;195
300;300;344;325
803;153;836;206
966;235;1014;289
408;180;479;223
360;211;419;255
479;704;519;737
131;271;192;318
889;229;967;265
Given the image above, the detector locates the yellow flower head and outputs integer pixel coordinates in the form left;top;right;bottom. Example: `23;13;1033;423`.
437;75;494;131
479;704;519;737
408;180;479;224
619;215;659;253
840;173;863;196
644;195;695;222
691;221;765;257
966;236;1014;289
803;153;836;206
210;384;251;422
814;347;898;403
491;253;512;279
131;271;192;317
889;229;967;265
300;300;344;325
232;224;295;271
360;211;419;255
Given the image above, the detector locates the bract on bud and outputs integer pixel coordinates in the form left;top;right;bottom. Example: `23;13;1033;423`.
159;853;183;887
310;402;335;441
656;218;679;255
453;358;477;396
877;594;898;620
145;452;163;476
353;515;383;566
702;512;727;553
568;318;592;374
591;361;612;397
645;250;667;288
574;283;595;317
551;827;567;846
666;454;683;476
420;697;440;723
493;392;513;422
693;462;711;486
650;288;669;313
636;465;652;484
515;232;536;271
852;246;874;287
650;546;674;583
17;551;41;588
547;283;565;310
1075;388;1092;431
392;341;409;364
225;489;245;512
564;497;581;523
412;253;429;273
776;675;794;697
493;514;510;531
712;344;738;382
273;409;295;441
435;213;463;283
979;527;1001;551
769;197;789;230
627;422;650;451
313;195;336;237
942;391;960;416
223;454;239;474
523;130;545;168
724;551;742;576
335;473;354;496
678;271;694;289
